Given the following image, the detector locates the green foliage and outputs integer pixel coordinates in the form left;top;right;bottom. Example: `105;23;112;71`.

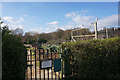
22;27;120;45
62;37;120;79
38;38;47;44
2;27;27;79
41;45;59;52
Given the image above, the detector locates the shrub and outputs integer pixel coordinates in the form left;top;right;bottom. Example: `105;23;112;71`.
62;37;120;79
2;27;27;79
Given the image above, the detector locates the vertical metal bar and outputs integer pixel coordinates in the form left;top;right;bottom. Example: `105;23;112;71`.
35;49;37;80
55;51;56;80
58;70;60;80
30;50;32;80
26;50;28;80
28;50;30;80
27;69;28;80
28;54;29;62
47;49;49;80
51;48;53;80
58;53;60;80
39;49;41;80
43;49;45;80
61;48;63;80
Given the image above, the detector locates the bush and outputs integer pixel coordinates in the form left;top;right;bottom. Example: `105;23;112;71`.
62;37;120;79
2;27;27;79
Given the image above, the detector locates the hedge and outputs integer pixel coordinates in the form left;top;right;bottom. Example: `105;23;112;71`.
62;37;120;79
2;27;27;80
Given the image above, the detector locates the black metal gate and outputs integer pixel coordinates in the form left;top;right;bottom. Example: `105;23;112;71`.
25;48;65;80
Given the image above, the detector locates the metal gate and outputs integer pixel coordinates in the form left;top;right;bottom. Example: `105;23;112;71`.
25;48;65;80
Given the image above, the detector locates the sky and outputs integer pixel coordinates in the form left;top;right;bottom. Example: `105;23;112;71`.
1;2;119;33
1;0;120;2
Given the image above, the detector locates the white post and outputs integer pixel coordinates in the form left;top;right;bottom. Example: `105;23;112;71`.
106;27;108;39
71;30;73;42
95;22;98;40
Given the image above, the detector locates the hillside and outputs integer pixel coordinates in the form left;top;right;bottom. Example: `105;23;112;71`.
22;27;120;45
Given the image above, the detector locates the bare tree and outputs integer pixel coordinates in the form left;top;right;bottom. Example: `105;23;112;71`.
11;28;24;36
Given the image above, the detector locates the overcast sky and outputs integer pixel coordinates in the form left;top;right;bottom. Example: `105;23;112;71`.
1;2;119;33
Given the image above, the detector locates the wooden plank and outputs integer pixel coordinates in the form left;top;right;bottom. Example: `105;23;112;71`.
72;34;95;37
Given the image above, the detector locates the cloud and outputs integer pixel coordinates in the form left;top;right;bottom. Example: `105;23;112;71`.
3;16;24;30
29;27;58;33
97;15;118;30
7;24;24;29
17;18;24;23
47;21;59;25
65;11;118;31
3;16;24;23
32;13;118;33
65;12;94;26
60;25;76;30
3;17;14;23
27;14;118;33
72;15;94;25
65;10;88;17
65;12;77;17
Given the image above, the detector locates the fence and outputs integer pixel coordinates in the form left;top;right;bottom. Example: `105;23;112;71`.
25;48;65;80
